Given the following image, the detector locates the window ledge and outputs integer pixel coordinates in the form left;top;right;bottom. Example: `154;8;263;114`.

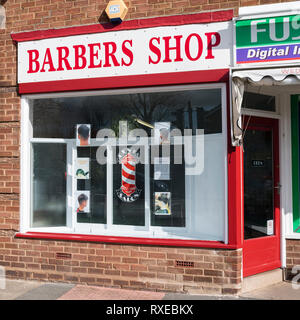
285;233;300;240
15;232;240;249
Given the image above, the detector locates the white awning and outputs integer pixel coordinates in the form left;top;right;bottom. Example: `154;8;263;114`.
232;67;300;86
231;67;300;146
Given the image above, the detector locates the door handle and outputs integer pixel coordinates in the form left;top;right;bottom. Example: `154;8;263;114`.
274;183;281;195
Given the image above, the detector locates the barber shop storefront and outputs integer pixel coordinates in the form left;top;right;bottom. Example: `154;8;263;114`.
9;10;244;295
1;1;300;294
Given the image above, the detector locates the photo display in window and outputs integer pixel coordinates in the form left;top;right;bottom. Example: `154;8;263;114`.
150;145;185;227
76;191;90;213
75;158;90;179
155;192;171;216
76;147;107;224
76;124;91;146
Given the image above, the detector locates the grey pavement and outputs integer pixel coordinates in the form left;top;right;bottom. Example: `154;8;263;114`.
241;281;300;300
0;279;299;300
0;279;41;300
15;282;75;300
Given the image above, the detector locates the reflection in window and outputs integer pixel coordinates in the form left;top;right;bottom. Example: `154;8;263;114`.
76;147;107;224
32;143;66;227
33;90;222;139
242;92;275;112
30;87;226;241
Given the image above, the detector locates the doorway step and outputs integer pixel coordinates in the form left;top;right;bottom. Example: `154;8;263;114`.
242;269;283;293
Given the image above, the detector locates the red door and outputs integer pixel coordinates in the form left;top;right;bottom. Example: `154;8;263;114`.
243;116;281;277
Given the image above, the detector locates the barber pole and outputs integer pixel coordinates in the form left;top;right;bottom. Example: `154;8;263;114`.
116;148;141;202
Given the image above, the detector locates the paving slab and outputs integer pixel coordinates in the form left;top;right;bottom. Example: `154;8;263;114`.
58;285;165;300
163;293;243;300
1;278;300;300
0;279;42;300
240;281;300;300
15;282;75;300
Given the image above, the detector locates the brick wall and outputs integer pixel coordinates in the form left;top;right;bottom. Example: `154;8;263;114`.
285;239;300;280
0;0;298;294
0;231;242;294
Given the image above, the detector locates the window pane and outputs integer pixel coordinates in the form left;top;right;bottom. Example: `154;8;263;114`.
242;92;275;112
32;89;222;139
76;147;106;224
150;146;185;227
32;143;66;227
113;146;145;226
31;87;225;241
244;129;274;239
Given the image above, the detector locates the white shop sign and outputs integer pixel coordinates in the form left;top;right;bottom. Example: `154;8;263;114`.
17;21;232;84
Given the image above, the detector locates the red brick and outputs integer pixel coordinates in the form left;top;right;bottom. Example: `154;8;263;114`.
194;276;213;283
104;269;121;276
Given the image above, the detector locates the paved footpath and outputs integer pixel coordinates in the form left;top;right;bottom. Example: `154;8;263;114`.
0;279;299;300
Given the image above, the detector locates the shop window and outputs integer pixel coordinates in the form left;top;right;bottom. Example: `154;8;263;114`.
242;91;276;112
26;85;227;241
76;147;107;224
32;143;67;227
291;95;300;233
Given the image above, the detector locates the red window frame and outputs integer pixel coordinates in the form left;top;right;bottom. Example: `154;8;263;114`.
14;10;243;249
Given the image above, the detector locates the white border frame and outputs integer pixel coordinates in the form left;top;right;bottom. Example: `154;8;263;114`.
241;84;280;117
20;83;228;242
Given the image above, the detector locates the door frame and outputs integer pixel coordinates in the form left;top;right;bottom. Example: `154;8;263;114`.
242;115;281;277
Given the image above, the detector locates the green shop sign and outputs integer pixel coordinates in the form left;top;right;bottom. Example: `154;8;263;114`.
235;14;300;64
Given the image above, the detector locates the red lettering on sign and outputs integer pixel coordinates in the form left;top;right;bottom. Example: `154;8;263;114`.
27;49;40;73
149;37;161;64
73;45;87;70
163;35;183;63
88;43;102;69
57;46;72;71
121;40;133;67
40;48;56;72
205;32;221;59
185;33;203;61
25;31;222;75
103;42;120;67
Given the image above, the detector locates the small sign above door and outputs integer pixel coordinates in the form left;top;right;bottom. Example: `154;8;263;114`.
251;159;265;167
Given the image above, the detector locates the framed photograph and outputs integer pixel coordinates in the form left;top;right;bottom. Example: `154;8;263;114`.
76;124;91;146
75;191;90;214
154;122;170;145
154;192;171;215
75;158;90;179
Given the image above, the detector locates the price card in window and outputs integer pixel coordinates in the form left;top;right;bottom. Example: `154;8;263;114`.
154;157;170;180
267;219;274;235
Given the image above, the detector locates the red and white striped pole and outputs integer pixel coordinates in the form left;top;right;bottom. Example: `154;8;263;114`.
116;148;141;202
121;153;137;196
